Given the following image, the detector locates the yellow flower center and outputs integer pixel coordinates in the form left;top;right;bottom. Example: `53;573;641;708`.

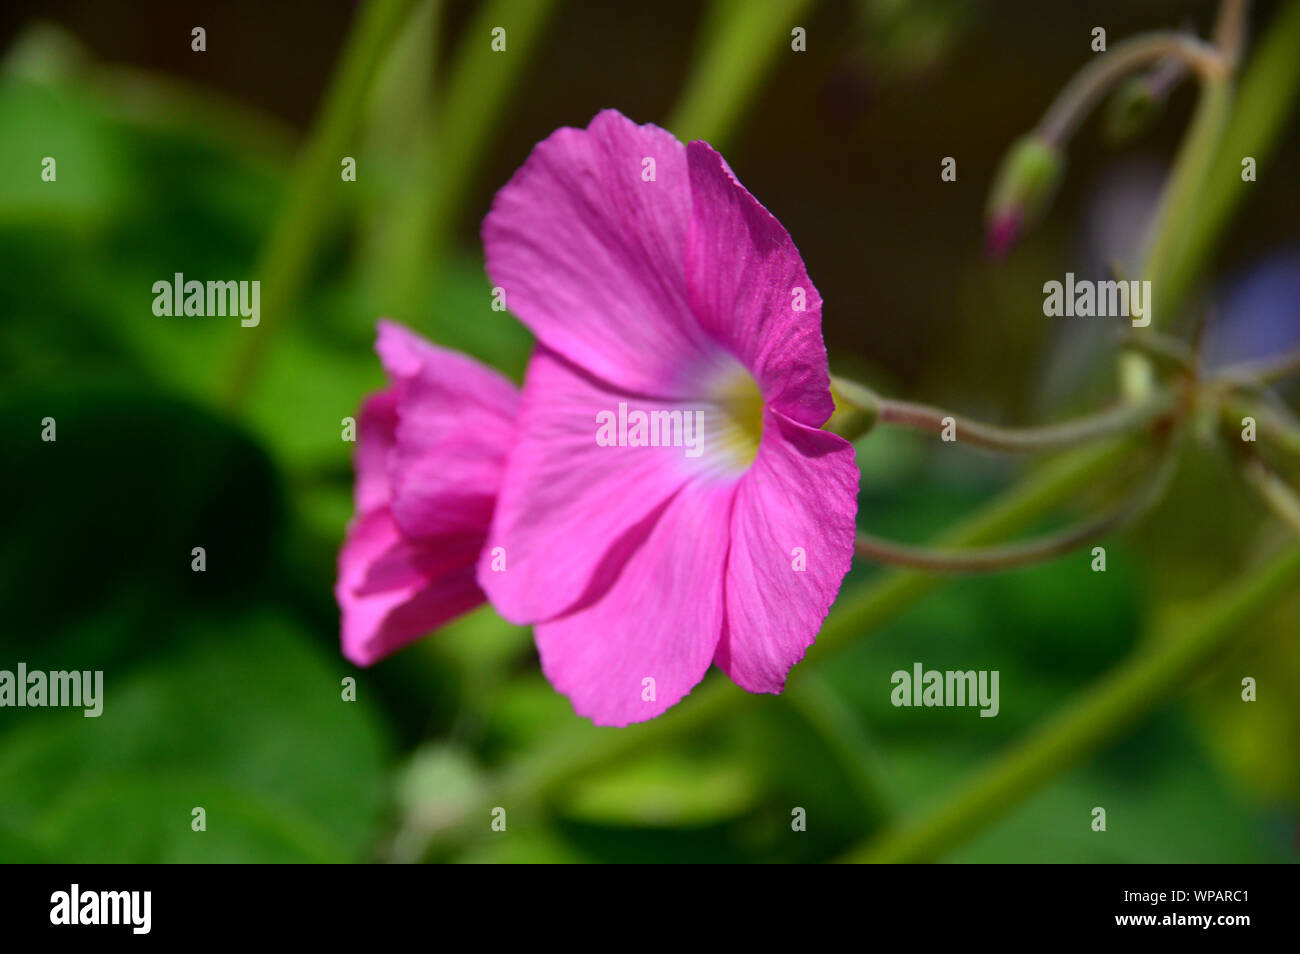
706;365;765;472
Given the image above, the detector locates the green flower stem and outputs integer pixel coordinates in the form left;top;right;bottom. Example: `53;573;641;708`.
844;541;1300;863
221;0;417;407
869;390;1176;454
853;439;1178;573
1118;328;1196;368
1240;457;1300;535
1123;1;1250;394
1157;0;1300;325
785;673;898;825
1221;397;1300;458
1121;70;1232;397
1037;33;1224;148
1214;346;1300;388
1137;77;1233;332
387;0;559;317
668;0;817;150
353;0;442;299
1213;0;1250;70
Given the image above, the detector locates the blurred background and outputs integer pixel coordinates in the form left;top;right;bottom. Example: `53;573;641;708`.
0;0;1296;862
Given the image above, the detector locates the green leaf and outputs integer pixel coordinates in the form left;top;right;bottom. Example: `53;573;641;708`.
0;611;392;861
34;776;344;863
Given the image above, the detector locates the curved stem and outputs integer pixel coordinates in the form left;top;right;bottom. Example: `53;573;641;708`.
845;541;1300;863
867;391;1176;454
1213;346;1300;388
854;441;1178;573
1114;328;1196;373
1155;0;1300;329
1241;456;1300;534
1137;76;1233;331
1221;396;1300;458
1213;0;1250;70
1114;7;1245;397
1037;32;1224;148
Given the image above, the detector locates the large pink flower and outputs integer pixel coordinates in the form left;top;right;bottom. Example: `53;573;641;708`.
336;321;519;666
479;110;859;726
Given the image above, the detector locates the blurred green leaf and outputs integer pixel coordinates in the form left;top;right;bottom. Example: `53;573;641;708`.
0;611;391;861
1189;593;1300;805
0;78;125;227
34;776;343;863
0;386;281;675
563;754;757;827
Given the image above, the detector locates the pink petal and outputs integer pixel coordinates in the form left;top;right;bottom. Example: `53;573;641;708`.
477;346;708;624
685;140;835;428
361;321;516;517
534;479;735;726
336;509;486;666
340;321;522;666
714;410;858;693
388;345;519;541
482;109;719;397
354;388;399;513
376;318;442;382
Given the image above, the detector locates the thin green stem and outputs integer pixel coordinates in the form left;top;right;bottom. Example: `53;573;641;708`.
354;0;442;298
1114;3;1247;397
1214;347;1300;388
844;542;1300;863
1138;76;1233;333
388;0;559;319
854;440;1178;572
221;0;416;407
870;391;1176;454
1037;32;1224;148
785;674;897;825
1241;457;1300;534
1157;0;1300;322
1221;397;1300;458
1213;0;1250;69
667;0;817;149
1114;328;1196;374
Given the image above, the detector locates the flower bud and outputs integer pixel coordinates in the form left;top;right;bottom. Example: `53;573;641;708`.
1103;76;1161;143
985;134;1063;259
827;376;880;442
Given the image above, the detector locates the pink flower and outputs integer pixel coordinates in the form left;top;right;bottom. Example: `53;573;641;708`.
336;321;519;666
479;110;859;726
